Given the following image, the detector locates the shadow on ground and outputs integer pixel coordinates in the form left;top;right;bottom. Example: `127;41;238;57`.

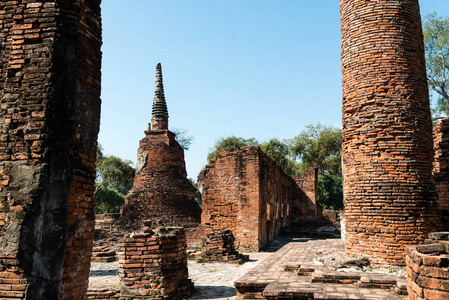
188;286;236;299
265;233;341;252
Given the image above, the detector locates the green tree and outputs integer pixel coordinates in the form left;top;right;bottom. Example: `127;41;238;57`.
171;127;194;151
189;178;202;208
289;124;343;210
95;146;136;213
260;138;297;176
317;174;343;210
289;123;342;177
207;136;258;162
423;13;449;117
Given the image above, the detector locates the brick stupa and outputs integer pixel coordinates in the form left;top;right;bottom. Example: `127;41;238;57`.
120;63;201;228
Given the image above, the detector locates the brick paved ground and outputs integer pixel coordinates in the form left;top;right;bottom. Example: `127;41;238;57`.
88;236;408;299
235;237;407;299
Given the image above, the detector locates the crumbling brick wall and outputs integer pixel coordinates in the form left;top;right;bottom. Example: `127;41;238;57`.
198;146;308;251
292;166;320;222
341;0;442;267
0;1;101;299
118;227;193;300
433;118;449;229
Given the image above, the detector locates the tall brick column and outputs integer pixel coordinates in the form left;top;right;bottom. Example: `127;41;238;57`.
0;1;101;299
340;0;442;267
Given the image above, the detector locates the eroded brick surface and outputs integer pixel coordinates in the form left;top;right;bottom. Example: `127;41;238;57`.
198;146;317;251
120;64;201;229
118;227;193;300
0;0;101;298
341;0;442;267
406;232;449;300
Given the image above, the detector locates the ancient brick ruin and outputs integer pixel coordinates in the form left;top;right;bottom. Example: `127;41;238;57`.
292;166;320;222
406;232;449;300
433;118;449;229
198;146;319;251
341;0;442;267
120;64;201;229
0;0;101;298
196;230;249;264
118;227;193;300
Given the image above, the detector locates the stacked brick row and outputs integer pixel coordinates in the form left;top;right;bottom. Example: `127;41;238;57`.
406;232;449;300
118;227;193;300
433;118;449;229
0;0;101;298
340;0;442;267
197;230;249;264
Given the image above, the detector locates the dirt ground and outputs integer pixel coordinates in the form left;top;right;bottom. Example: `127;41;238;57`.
88;252;273;300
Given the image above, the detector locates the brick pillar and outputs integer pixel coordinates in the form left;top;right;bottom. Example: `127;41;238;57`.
0;0;101;299
340;0;442;267
118;227;194;299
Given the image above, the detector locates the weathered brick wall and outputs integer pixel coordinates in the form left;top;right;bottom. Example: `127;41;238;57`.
406;232;449;300
259;149;292;246
0;0;101;299
292;166;320;221
198;146;302;251
120;130;201;228
341;0;442;267
118;227;193;300
433;118;449;229
198;146;259;250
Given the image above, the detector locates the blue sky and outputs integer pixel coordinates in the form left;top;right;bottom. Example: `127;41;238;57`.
99;1;449;179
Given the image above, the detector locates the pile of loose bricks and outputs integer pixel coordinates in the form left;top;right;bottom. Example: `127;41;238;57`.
406;232;449;300
341;0;442;267
196;230;249;264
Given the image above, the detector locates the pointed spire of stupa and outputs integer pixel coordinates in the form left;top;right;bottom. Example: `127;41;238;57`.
151;63;169;130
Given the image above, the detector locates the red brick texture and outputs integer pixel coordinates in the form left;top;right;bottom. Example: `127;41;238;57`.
120;129;201;228
118;227;193;300
0;0;101;298
198;146;316;251
340;0;442;267
406;233;449;300
197;230;249;264
293;166;320;221
433;118;449;229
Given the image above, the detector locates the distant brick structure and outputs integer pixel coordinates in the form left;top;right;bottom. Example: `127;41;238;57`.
197;230;249;264
120;64;201;228
406;232;449;300
198;146;317;251
433;118;449;229
293;166;320;221
341;0;442;267
118;227;193;300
